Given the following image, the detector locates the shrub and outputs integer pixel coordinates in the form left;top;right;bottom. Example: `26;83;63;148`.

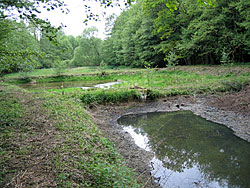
80;89;141;105
221;80;244;92
145;89;164;100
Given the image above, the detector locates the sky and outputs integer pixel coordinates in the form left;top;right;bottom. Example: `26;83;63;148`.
40;0;124;39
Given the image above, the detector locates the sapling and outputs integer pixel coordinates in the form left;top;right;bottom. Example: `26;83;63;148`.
165;51;178;70
144;61;153;88
220;48;231;65
53;59;67;77
220;48;234;73
144;61;158;100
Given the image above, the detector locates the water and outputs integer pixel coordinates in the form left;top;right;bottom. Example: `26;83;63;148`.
93;81;122;89
19;80;121;90
117;111;250;188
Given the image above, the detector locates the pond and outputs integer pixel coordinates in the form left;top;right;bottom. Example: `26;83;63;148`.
117;111;250;188
18;80;121;90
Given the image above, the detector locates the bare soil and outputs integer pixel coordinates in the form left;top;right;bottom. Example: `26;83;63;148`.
209;82;250;115
174;65;250;76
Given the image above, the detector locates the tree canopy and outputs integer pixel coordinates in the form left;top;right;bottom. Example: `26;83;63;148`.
1;0;249;75
103;0;250;67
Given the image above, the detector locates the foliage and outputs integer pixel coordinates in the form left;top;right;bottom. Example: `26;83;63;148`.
165;51;178;69
3;0;249;77
103;0;165;67
0;0;66;37
0;20;40;75
53;60;68;77
0;0;68;76
99;60;107;70
80;89;141;105
220;48;232;65
39;31;75;68
144;61;155;88
102;0;250;67
71;27;103;67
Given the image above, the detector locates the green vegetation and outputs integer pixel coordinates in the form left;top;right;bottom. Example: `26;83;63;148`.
104;0;250;67
4;65;249;99
42;92;140;187
80;89;141;105
1;0;250;76
0;84;141;187
0;1;65;76
2;69;248;186
3;66;144;80
0;84;23;185
0;84;22;127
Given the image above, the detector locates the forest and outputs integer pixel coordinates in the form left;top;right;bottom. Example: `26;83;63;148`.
1;0;250;76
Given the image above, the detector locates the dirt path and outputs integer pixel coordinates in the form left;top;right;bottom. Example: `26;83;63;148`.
1;90;60;187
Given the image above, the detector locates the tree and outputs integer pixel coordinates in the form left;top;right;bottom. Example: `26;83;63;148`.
142;0;250;65
0;20;40;75
0;0;66;75
39;31;73;68
71;27;103;67
103;0;165;67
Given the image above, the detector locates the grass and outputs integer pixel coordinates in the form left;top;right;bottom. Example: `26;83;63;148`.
4;65;249;96
0;83;141;187
8;66;248;104
42;92;141;187
0;84;22;127
3;66;144;79
0;84;23;185
80;89;142;105
3;67;99;78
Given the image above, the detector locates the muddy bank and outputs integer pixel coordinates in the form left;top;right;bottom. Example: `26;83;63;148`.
87;94;250;187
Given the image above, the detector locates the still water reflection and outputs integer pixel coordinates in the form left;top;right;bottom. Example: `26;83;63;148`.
19;80;120;90
117;111;250;188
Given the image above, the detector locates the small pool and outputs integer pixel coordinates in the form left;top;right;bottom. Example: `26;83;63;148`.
117;111;250;188
18;80;121;90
